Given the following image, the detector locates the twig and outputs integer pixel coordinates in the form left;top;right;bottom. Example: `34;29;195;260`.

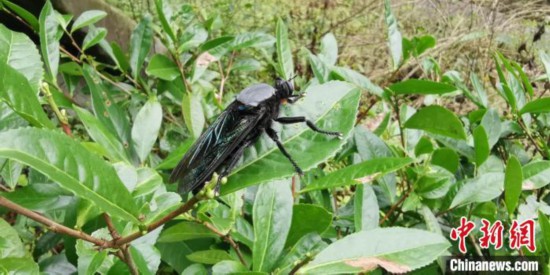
110;196;199;247
121;245;139;275
103;213;121;240
379;188;412;225
42;83;72;136
202;222;247;266
217;51;236;105
289;255;313;275
0;197;108;247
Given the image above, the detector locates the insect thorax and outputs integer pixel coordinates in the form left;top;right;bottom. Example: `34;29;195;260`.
236;83;276;107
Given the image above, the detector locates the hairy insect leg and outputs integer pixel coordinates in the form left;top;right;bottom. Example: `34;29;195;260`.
266;128;304;175
275;116;343;138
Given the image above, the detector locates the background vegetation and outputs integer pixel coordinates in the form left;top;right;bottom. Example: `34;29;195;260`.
0;0;549;274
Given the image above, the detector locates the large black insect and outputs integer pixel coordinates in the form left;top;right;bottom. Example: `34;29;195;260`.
169;78;342;195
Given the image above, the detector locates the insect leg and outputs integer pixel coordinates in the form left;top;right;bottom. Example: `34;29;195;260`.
265;128;303;175
275;116;343;137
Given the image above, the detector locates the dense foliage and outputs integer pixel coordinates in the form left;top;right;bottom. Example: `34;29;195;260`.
0;0;549;274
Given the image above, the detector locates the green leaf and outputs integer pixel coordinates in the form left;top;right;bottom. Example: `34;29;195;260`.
131;97;163;163
0;24;43;92
232;58;261;72
129;16;153;78
186;250;232;265
389;79;457;95
181;92;205;139
414;136;433;156
0;128;140;223
354;184;379;231
2;182;74;211
0;63;53;128
230;32;274;51
384;0;402;69
319;33;338;66
538;211;550;253
129;228;162;274
110;42;130;73
473;126;489;166
519;97;550;114
82;66;134;161
276;18;294;79
158;222;218;242
450;172;504;209
146;54;180;81
480;109;501;149
82;27;107;51
1;0;39;31
330;67;383;96
286;204;332;247
522;160;550;190
0;159;22;189
302;157;412;192
77;229;114;274
0;218;25;258
308;50;329;83
253;180;293;272
212;260;249;274
0;257;39;275
404;105;466;140
71;10;107;33
74;106;129;162
299;228;450;274
181;264;207;275
276;233;328;275
431;148;459;173
38;0;59;80
199;36;234;52
222;81;360;194
154;0;176;43
505;156;523;214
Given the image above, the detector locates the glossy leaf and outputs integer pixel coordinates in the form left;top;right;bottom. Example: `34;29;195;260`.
286;204;332;247
354;184;379;231
431;148;459;173
74;106;129;162
1;0;39;30
301;157;412;192
181;92;205;139
154;0;176;43
473;126;489;166
186;250;232;265
299;228;450;274
0;258;39;275
519;97;550;115
253;180;293;272
212;261;249;274
158;222;218;242
222;81;360;194
0;128;140;223
504;156;523;214
319;33;338;66
199;36;234;52
384;0;402;69
330;67;383;96
146;54;180;81
71;10;107;33
82;27;107;51
276;18;293;80
308;50;329;83
540;51;550;82
38;1;59;79
522;160;550;190
0;218;25;258
129;16;153;78
480;109;501;149
538;211;550;253
0;24;43;92
404;105;466;140
0;63;53;128
131;97;162;163
276;233;328;275
389;79;457;95
450;172;504;209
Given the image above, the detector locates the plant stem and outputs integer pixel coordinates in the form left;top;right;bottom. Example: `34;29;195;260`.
41;83;72;136
110;196;199;247
202;221;247;266
379;187;412;225
0;197;107;247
